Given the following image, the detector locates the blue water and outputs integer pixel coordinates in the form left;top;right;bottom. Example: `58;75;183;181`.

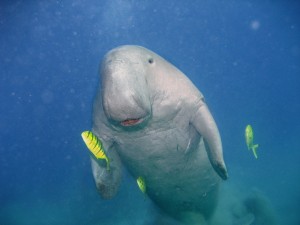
0;1;299;224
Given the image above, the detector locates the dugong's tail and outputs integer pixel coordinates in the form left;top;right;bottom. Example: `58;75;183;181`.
150;211;208;225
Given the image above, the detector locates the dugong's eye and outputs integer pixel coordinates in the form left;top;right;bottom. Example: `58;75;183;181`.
148;58;154;64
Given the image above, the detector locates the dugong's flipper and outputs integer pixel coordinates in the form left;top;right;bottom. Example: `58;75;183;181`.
191;102;228;180
90;140;122;199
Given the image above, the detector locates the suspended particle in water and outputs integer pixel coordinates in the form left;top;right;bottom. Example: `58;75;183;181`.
250;20;260;30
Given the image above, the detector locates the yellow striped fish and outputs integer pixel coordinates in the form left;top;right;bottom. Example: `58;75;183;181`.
81;131;110;170
137;176;146;194
245;125;259;159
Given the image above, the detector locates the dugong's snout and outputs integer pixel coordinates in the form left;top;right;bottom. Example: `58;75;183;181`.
100;47;152;128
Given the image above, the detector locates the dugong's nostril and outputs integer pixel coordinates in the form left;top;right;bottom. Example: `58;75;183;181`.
148;58;154;64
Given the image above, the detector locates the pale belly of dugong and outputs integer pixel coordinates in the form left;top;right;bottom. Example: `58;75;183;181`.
90;45;228;223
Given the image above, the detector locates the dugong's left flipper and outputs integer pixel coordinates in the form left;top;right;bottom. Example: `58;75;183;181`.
191;102;228;180
90;140;122;199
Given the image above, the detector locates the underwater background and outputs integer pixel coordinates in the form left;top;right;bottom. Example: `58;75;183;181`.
0;0;299;224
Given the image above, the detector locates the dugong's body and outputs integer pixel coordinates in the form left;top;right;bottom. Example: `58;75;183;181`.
91;45;228;224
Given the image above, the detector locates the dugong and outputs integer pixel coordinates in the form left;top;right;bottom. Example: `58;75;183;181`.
90;45;228;224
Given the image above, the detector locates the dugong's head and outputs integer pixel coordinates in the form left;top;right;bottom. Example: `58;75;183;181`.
100;46;153;128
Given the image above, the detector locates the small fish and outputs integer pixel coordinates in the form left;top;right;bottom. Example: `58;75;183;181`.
136;176;146;194
81;131;110;170
245;125;259;159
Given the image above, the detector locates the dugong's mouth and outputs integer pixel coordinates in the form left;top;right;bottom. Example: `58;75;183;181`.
120;118;143;126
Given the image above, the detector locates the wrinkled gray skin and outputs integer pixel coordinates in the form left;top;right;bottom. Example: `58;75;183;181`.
91;45;228;224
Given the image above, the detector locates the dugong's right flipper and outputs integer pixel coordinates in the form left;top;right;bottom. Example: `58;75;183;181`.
191;102;228;180
90;142;122;199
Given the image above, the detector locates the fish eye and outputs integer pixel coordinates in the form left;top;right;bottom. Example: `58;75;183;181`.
148;58;154;64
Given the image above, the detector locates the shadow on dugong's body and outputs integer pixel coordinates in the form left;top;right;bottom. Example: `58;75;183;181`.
91;45;228;224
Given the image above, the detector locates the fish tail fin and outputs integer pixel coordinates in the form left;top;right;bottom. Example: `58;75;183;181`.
252;144;259;159
106;157;110;171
